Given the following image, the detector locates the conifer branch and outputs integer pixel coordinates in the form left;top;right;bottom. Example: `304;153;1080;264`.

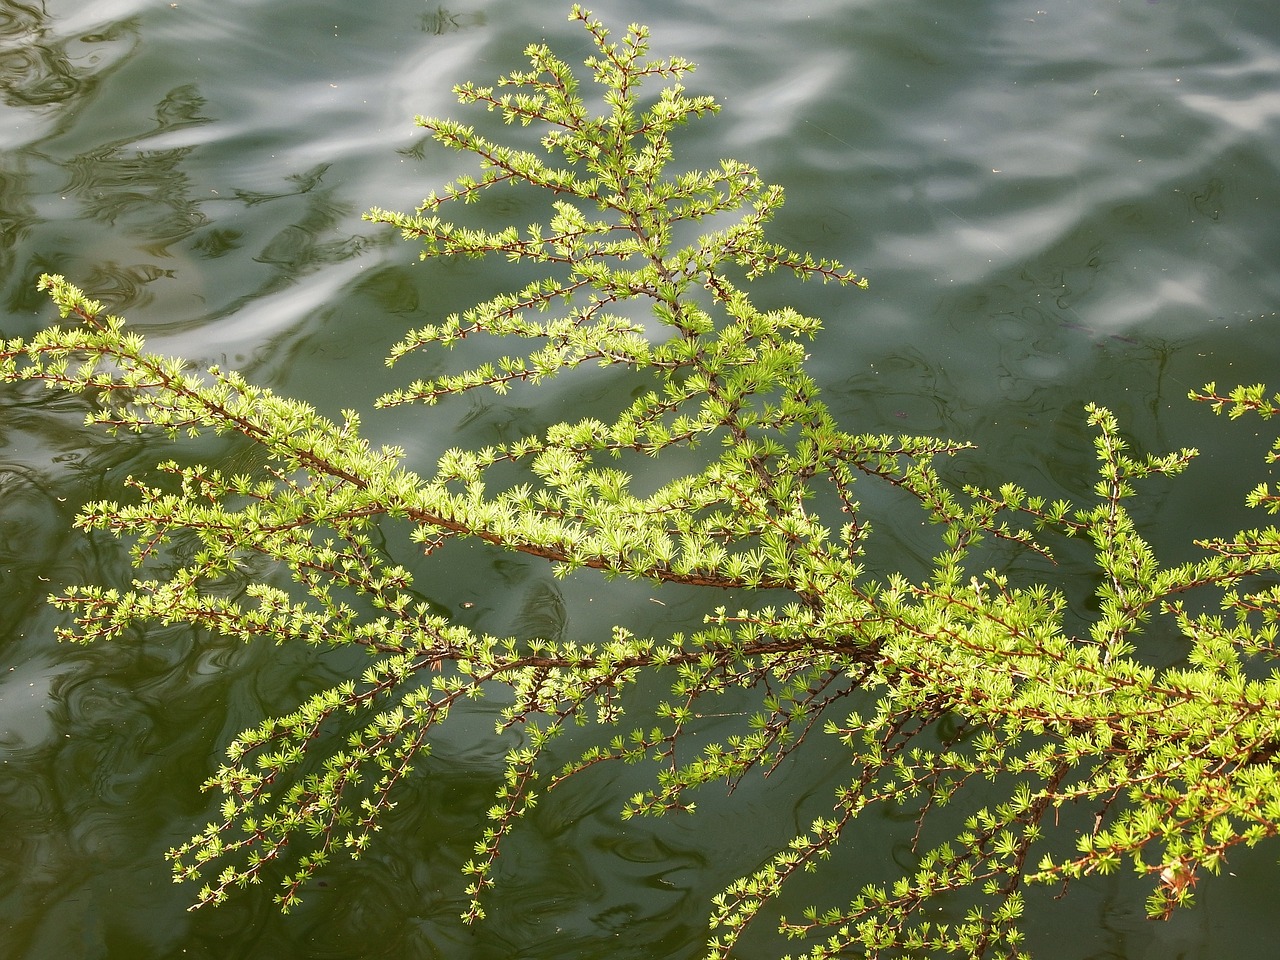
5;8;1280;958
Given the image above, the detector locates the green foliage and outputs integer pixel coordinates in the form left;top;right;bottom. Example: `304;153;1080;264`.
6;7;1280;958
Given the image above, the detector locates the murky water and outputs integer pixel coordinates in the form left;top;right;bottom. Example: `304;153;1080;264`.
3;0;1280;957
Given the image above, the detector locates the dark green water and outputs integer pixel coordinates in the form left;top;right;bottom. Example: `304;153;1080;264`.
3;0;1280;957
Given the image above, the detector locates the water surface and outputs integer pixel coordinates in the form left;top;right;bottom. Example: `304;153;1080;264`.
3;1;1280;957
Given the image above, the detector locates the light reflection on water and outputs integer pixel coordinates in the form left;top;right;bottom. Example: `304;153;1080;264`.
2;0;1280;957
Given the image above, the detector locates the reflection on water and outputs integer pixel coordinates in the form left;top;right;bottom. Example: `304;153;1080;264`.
421;6;487;36
61;85;211;248
0;2;131;110
0;1;138;307
0;465;63;625
2;0;1280;957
